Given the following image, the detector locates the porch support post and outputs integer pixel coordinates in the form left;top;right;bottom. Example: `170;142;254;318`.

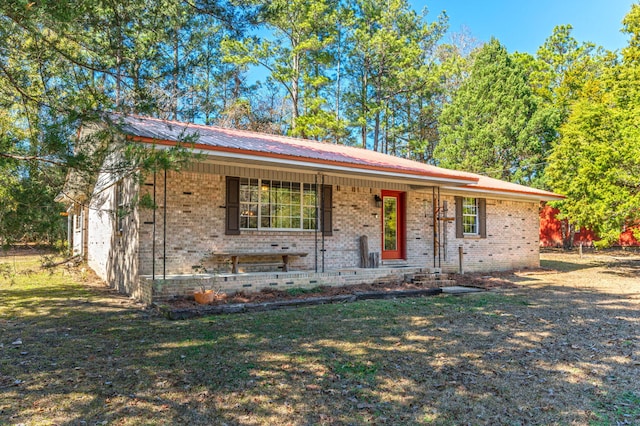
231;256;239;274
321;174;325;273
67;206;73;253
314;174;318;273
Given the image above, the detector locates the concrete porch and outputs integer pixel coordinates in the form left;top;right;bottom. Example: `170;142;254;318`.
141;265;455;303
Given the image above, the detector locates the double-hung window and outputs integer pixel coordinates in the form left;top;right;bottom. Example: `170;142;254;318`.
462;197;479;235
239;178;317;230
456;196;486;238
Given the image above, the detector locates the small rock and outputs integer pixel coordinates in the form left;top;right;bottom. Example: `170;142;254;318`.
11;339;22;345
357;403;376;409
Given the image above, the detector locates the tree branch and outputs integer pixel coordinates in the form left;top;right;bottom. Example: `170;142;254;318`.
0;153;67;167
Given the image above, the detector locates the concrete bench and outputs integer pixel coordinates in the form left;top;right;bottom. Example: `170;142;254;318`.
212;252;308;273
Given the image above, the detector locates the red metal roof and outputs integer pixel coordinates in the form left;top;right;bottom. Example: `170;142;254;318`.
459;174;564;199
113;114;563;200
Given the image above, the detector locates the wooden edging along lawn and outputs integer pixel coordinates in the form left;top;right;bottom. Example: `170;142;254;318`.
155;288;445;320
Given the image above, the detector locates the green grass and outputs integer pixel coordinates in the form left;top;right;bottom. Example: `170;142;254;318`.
284;286;325;296
591;391;640;425
1;253;639;425
333;360;379;379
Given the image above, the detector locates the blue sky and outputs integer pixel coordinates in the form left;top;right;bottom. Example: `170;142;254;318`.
414;0;636;53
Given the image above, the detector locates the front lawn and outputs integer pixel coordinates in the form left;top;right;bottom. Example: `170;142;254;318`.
1;251;638;425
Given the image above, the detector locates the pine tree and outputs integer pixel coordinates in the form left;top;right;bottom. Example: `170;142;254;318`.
435;39;553;184
546;4;640;246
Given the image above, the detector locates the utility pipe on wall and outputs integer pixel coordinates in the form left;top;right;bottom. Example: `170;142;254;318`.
321;174;325;273
163;169;167;280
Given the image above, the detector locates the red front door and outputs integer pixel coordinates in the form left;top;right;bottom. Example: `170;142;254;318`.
381;190;405;260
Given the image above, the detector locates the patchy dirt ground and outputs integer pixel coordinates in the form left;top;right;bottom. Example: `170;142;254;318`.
1;250;639;425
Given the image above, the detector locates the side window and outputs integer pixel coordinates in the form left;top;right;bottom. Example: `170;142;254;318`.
462;197;479;235
455;196;486;238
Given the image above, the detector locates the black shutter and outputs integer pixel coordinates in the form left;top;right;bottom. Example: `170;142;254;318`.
225;176;240;235
478;198;487;238
321;184;333;236
455;196;463;238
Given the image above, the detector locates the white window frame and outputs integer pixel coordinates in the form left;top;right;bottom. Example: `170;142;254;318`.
462;197;479;235
75;209;82;231
239;178;317;231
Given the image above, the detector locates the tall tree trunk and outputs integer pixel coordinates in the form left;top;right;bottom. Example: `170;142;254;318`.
204;49;212;125
172;29;179;120
115;24;122;109
373;74;382;152
291;51;301;136
360;68;368;148
334;24;342;144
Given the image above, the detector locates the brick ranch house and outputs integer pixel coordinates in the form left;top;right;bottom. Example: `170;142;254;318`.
58;115;563;304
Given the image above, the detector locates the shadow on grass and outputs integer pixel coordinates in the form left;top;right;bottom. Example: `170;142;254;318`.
600;261;640;279
540;258;602;273
1;270;639;425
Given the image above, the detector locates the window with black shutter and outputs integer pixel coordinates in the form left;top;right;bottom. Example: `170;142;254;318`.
225;177;330;233
321;184;332;236
225;176;241;235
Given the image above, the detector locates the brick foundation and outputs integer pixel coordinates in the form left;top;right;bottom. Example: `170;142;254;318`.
144;266;446;302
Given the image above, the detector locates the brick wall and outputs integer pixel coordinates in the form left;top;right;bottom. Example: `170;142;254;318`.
137;172;386;275
137;169;540;281
87;173;143;301
436;195;540;272
80;164;541;303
